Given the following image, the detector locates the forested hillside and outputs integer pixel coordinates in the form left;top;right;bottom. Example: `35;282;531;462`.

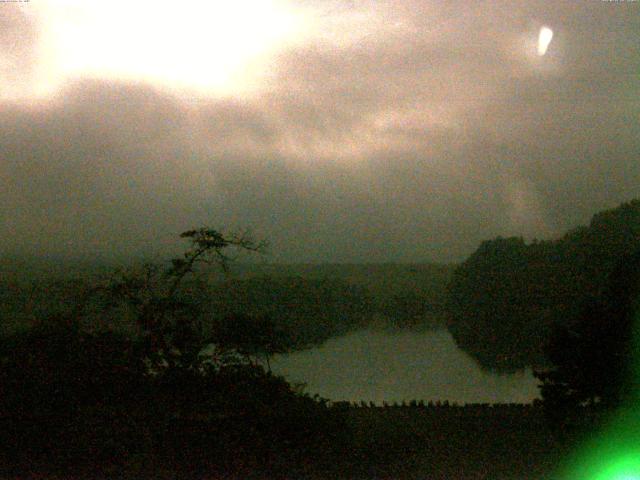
448;199;640;372
209;263;453;331
0;260;454;347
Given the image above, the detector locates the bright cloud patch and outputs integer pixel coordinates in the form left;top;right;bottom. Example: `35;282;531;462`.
27;0;310;97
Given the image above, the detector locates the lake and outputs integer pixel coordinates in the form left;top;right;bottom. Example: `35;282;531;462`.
271;328;541;404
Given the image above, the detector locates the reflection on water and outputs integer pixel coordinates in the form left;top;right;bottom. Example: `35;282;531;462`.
271;328;540;404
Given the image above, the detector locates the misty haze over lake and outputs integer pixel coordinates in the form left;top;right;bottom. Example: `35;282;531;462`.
272;329;540;404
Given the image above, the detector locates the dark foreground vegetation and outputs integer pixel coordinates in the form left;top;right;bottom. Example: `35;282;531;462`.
0;325;346;479
340;402;565;479
0;229;347;479
0;229;556;480
1;199;639;478
0;227;557;480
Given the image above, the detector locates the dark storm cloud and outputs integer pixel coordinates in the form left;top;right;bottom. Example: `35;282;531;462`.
1;1;639;262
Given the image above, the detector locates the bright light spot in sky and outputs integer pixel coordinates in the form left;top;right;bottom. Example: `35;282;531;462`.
537;26;554;56
24;0;310;98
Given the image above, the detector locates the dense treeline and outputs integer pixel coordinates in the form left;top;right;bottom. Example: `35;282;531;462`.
0;229;349;479
0;262;453;346
535;246;640;442
218;263;453;330
7;209;636;477
4;199;638;377
204;276;373;350
0;228;562;479
331;400;540;410
448;199;640;372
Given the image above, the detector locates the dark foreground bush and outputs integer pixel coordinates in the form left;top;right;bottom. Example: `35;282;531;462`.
0;322;348;479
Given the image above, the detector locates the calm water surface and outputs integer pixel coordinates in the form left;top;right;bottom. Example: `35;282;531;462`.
271;329;540;404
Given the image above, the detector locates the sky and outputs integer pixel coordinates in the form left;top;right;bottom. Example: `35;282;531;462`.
1;0;639;263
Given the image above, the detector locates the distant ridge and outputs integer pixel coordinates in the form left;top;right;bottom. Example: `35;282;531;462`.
448;198;640;372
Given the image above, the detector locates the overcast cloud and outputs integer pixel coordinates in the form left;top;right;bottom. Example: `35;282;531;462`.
1;1;639;262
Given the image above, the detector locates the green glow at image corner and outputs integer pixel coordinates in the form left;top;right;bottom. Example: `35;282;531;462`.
565;439;640;479
594;455;640;480
561;309;640;480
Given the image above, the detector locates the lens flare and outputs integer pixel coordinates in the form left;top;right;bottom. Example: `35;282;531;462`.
537;26;553;56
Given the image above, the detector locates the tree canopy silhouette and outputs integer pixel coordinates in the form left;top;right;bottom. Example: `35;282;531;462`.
0;228;348;479
447;199;640;372
535;247;640;437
